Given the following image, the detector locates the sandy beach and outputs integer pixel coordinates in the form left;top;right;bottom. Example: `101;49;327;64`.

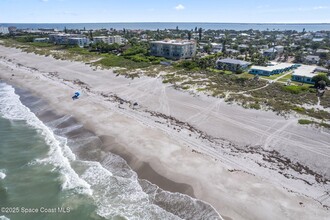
0;45;329;220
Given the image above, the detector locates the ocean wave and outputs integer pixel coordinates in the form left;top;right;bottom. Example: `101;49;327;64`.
0;216;10;220
0;83;223;219
0;83;92;195
80;154;182;220
0;169;6;180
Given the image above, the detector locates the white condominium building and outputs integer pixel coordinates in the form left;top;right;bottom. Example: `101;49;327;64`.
0;26;9;34
150;39;197;60
93;35;125;45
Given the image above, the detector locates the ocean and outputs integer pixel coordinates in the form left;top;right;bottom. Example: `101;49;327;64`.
1;22;330;32
0;82;222;220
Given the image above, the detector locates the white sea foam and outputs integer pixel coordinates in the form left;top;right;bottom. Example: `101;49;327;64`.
0;216;10;220
0;83;92;195
80;154;182;220
0;169;6;180
0;83;221;219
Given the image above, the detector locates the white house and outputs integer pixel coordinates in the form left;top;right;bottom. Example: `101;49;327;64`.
210;43;223;53
275;46;284;54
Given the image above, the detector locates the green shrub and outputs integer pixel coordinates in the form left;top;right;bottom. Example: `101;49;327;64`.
249;102;261;110
319;123;330;129
298;119;313;125
282;85;308;94
96;54;150;69
123;45;148;56
175;60;200;70
293;106;305;113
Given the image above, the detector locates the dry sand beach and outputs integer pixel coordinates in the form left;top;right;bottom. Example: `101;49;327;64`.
0;45;329;220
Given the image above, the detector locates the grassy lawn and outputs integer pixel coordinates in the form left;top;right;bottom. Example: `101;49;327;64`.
237;72;254;79
277;73;293;83
260;74;280;80
259;71;292;81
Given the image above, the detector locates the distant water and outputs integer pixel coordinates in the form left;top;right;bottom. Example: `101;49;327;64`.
1;22;330;32
0;82;222;220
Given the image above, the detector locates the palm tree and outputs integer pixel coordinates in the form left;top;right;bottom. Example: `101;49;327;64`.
198;28;202;41
188;32;192;40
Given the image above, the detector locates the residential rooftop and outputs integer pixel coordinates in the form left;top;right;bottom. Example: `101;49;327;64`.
292;65;318;78
217;58;251;66
151;39;196;45
251;62;295;71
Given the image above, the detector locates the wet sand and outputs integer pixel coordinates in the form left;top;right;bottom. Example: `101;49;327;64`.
16;87;195;198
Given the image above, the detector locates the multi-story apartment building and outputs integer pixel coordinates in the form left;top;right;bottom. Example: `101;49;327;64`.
109;35;124;44
49;33;89;47
150;39;196;60
93;36;125;45
68;37;90;47
0;26;9;35
49;33;78;44
93;36;108;44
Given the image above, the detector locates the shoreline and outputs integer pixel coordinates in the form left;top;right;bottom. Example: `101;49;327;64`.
15;85;196;197
1;45;329;220
12;84;212;218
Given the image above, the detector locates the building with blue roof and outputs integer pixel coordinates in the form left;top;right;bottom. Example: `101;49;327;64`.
249;63;300;76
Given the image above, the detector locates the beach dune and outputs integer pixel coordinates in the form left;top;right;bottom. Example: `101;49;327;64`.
0;45;329;220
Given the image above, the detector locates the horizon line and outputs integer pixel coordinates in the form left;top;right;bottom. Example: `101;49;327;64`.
2;22;330;25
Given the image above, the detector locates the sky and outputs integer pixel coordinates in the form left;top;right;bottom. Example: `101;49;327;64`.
1;0;330;23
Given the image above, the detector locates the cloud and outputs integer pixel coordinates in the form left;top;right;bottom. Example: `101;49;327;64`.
41;0;49;2
313;6;329;10
174;4;185;11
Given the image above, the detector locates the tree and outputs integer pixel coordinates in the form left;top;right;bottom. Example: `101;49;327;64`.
312;73;330;88
188;31;192;40
319;52;330;60
221;34;228;54
311;42;320;50
89;30;93;41
198;28;202;41
203;44;212;53
294;52;303;63
318;80;326;90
